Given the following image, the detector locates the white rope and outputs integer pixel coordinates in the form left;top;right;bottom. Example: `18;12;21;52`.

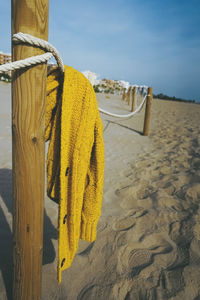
99;94;147;119
13;32;64;72
0;32;64;73
0;53;53;72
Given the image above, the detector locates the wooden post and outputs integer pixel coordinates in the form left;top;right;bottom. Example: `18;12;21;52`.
143;87;153;136
127;86;131;105
122;89;126;101
12;0;49;299
131;86;136;112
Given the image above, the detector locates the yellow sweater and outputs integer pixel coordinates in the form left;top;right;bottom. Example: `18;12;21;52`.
45;65;104;283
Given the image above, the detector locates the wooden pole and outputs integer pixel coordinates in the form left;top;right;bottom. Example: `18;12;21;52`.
143;87;153;136
122;89;126;101
127;86;131;105
12;1;49;299
131;86;136;112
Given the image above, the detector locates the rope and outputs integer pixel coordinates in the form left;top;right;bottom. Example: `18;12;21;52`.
0;32;64;73
13;32;64;72
99;94;147;119
0;53;53;72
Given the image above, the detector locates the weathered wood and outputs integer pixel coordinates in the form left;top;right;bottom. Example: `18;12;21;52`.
143;87;153;136
12;0;49;299
131;86;136;112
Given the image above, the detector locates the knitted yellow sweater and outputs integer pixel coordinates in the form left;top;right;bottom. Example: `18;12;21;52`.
45;65;104;283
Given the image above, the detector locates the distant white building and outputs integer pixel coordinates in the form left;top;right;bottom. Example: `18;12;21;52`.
81;70;148;96
119;80;130;91
82;70;100;86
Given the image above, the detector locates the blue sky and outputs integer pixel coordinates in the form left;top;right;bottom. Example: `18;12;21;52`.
0;0;200;101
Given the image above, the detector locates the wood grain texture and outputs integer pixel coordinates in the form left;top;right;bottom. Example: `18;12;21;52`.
12;1;49;299
143;87;153;136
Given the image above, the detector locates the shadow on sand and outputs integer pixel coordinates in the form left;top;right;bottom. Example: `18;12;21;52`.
0;168;57;300
104;119;143;135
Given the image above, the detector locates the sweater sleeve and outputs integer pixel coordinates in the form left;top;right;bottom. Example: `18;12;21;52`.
80;112;105;242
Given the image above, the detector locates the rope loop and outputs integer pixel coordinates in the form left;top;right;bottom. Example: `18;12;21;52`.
13;32;64;72
0;32;64;73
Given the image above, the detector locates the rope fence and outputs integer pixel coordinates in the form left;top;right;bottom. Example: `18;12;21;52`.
99;93;147;119
120;84;153;135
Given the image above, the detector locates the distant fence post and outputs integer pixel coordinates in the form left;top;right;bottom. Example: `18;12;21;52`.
143;87;153;136
127;86;131;105
122;89;126;101
131;86;136;112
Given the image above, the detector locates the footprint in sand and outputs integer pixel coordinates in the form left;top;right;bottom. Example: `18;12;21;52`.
152;189;184;212
159;166;172;175
185;183;200;202
112;215;136;231
117;234;173;277
127;248;153;277
112;207;150;232
115;183;152;210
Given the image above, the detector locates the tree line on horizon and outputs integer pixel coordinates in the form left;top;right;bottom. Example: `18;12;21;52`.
154;93;197;104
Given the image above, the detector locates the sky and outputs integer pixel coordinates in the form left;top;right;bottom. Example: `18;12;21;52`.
0;0;200;101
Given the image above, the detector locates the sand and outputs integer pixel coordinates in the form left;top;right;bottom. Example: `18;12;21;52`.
0;82;200;299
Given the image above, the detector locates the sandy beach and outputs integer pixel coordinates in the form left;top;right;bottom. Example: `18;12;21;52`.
0;81;200;299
